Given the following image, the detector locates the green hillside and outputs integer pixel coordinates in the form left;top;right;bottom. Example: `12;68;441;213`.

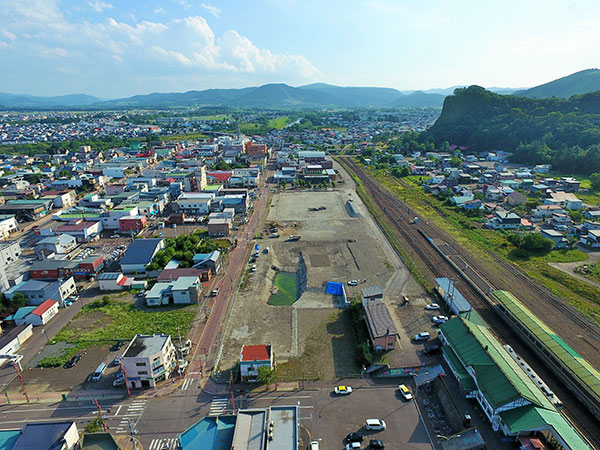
514;69;600;98
425;85;600;174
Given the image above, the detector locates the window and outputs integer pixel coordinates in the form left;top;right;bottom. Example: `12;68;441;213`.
138;370;148;375
136;362;147;367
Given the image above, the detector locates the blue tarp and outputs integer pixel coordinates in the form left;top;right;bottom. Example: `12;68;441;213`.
326;281;344;296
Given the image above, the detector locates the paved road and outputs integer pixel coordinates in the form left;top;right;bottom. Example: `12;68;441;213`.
187;177;271;377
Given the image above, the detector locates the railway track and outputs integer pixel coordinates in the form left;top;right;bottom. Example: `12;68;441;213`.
339;157;600;449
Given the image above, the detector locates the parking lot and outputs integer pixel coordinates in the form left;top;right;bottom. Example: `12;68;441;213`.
245;380;432;450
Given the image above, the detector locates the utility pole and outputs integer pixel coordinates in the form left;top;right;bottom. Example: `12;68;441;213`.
12;362;29;403
94;399;108;432
229;370;236;415
119;357;131;398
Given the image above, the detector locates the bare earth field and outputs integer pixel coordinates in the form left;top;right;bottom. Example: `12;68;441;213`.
220;188;430;379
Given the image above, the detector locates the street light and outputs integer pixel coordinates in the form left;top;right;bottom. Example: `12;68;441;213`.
42;329;49;344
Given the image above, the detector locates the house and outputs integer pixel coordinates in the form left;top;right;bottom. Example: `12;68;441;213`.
239;344;274;382
560;177;580;193
36;234;77;255
546;192;583;210
56;220;103;242
532;204;565;220
4;307;36;326
119;238;164;274
506;191;526;206
192;250;221;274
550;213;572;231
363;300;399;351
487;211;521;229
5;277;77;306
361;285;383;302
158;267;211;283
121;333;176;388
0;214;18;239
173;192;214;215
541;229;568;249
98;272;132;291
534;164;552;174
0;324;33;367
580;229;600;248
583;210;600;221
10;421;80;450
207;218;231;237
144;277;200;306
26;299;59;326
119;215;147;233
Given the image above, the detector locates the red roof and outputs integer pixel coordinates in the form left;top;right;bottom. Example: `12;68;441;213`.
241;344;271;362
57;221;97;232
206;172;232;181
32;299;57;316
117;276;129;286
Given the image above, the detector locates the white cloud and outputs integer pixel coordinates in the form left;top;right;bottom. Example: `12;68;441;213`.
0;1;322;95
88;1;113;13
201;3;221;18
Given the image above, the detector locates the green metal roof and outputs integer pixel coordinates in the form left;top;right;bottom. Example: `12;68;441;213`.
492;290;600;402
440;317;553;410
442;346;477;392
499;405;591;449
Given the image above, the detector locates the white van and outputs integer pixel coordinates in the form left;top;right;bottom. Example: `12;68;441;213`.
91;363;107;382
365;418;386;431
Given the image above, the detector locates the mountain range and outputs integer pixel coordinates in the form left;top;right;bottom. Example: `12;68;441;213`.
1;69;599;110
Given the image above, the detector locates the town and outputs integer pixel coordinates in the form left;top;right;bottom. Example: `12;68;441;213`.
0;101;597;450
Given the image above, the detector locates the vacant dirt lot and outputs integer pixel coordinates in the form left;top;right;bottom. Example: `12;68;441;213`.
220;189;418;379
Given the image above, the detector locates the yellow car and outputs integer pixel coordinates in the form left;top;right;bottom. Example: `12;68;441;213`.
334;385;353;395
398;384;413;400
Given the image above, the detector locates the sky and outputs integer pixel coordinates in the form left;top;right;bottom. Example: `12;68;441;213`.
0;0;599;98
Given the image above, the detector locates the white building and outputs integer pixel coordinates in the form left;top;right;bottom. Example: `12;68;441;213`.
121;334;176;388
239;344;274;382
98;272;132;291
0;214;18;239
25;299;59;326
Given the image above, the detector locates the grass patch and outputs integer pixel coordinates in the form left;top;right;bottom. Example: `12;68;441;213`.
268;272;298;306
267;116;290;129
41;299;196;366
158;132;208;141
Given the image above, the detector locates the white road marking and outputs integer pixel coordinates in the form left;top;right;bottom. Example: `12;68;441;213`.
114;405;123;416
149;437;179;450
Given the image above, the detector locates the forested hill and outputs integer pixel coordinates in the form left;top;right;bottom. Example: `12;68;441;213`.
425;85;600;174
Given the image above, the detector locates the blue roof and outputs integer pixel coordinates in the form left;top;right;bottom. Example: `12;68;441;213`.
179;416;236;450
435;278;472;313
120;239;163;265
326;281;344;296
5;307;36;321
0;430;19;449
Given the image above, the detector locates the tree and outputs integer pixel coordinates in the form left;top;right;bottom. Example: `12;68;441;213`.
11;292;27;308
257;366;276;387
591;172;600;191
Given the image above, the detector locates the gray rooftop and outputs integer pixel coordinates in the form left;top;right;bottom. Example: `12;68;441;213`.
361;285;383;299
364;300;398;339
123;333;170;358
231;409;266;450
97;272;121;280
13;422;76;450
267;406;298;450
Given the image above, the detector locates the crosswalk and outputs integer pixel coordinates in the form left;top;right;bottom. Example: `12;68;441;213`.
208;397;229;416
180;378;195;391
114;399;148;434
148;437;179;450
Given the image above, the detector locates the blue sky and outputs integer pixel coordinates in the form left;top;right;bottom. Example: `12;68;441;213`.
0;0;599;97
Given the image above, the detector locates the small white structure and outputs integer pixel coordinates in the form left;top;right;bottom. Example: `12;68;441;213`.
26;299;59;326
121;333;176;388
98;272;131;291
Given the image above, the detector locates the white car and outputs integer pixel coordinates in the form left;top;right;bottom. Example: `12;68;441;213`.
345;443;361;450
310;440;320;450
347;280;359;286
334;385;353;395
398;384;413;400
365;418;386;431
432;315;449;324
425;303;440;310
414;331;431;341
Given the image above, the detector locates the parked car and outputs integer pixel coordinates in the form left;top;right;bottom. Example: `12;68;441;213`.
365;419;386;431
64;301;73;307
398;384;413;400
112;357;121;366
414;332;431;341
110;340;124;351
63;354;81;369
310;440;320;450
346;443;361;450
68;296;79;302
211;288;219;297
369;439;385;449
424;344;441;355
250;265;257;272
112;377;125;387
345;432;364;443
432;315;449;324
334;385;353;395
425;303;440;310
347;280;359;286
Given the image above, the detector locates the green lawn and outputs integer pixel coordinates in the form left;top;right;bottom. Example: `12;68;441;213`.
268;272;298;306
267;116;290;130
40;299;196;367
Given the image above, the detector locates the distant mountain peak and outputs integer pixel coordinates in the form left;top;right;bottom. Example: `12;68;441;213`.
514;68;600;99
